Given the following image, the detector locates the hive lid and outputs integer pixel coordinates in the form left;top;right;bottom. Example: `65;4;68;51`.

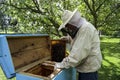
0;34;51;78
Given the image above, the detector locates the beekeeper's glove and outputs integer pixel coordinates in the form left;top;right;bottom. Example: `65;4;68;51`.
54;57;70;70
61;34;73;43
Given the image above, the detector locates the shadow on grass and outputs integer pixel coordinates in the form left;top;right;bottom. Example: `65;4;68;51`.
99;59;120;80
101;42;120;58
98;42;120;80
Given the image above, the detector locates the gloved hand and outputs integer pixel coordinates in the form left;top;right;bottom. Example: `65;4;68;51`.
42;61;61;71
54;62;63;70
61;34;73;43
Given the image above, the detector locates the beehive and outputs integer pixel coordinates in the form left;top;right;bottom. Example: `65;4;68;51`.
0;34;76;80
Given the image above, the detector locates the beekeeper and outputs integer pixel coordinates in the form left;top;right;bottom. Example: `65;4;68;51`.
44;9;102;80
55;8;102;80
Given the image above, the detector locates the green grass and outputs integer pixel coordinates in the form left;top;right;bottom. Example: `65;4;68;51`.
0;67;16;80
98;37;120;80
0;37;120;80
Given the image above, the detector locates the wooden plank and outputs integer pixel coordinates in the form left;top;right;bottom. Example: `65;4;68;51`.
6;36;51;70
13;47;51;70
16;56;51;72
7;36;50;54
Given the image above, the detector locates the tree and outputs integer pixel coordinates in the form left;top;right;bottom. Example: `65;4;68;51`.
81;0;120;35
1;0;120;37
1;0;63;38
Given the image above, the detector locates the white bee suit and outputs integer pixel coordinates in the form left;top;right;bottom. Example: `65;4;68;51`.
55;18;102;73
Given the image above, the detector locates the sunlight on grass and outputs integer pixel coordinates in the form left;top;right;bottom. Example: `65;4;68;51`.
0;67;16;80
101;37;120;43
99;37;120;80
0;67;8;80
103;56;120;66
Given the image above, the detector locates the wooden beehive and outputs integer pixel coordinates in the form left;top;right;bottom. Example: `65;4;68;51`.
0;34;76;80
7;36;51;70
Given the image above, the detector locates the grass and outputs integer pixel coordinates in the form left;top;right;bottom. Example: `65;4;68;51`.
0;37;120;80
0;67;16;80
98;37;120;80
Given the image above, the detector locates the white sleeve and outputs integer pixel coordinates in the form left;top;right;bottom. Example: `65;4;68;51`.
55;25;93;69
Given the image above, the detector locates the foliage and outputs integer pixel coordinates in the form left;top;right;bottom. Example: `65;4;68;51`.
0;0;119;38
81;0;120;35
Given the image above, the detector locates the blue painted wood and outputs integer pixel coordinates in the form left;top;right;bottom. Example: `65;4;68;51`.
0;36;15;78
16;68;76;80
0;34;48;37
16;73;43;80
53;68;76;80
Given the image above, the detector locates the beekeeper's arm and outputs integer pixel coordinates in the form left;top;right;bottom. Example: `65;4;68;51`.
55;25;91;69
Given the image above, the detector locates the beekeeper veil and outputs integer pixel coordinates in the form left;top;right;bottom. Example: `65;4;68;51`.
58;9;82;31
58;8;83;38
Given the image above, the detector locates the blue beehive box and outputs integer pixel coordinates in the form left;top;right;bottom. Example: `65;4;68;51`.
0;34;76;80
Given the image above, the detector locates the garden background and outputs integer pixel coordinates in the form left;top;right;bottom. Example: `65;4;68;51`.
0;0;120;80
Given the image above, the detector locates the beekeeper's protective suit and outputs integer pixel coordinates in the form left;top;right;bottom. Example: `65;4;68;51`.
56;9;102;80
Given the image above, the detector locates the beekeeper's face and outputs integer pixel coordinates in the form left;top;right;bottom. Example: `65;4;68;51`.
62;23;79;38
